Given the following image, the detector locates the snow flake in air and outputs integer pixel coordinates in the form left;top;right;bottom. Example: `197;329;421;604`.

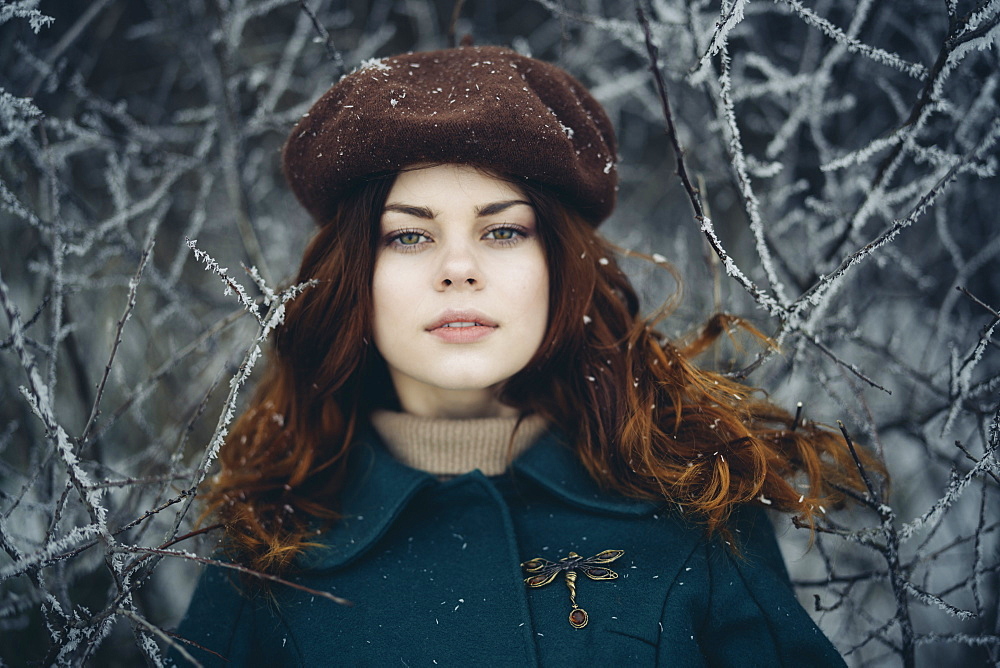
357;57;391;73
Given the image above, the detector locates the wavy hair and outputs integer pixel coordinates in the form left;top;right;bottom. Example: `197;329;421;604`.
203;170;876;573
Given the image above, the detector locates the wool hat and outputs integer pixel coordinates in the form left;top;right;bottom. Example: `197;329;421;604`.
282;45;618;225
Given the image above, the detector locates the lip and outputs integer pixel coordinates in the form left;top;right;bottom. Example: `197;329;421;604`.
426;309;498;343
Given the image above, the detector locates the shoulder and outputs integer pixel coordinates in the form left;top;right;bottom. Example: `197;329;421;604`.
688;510;846;667
169;561;302;667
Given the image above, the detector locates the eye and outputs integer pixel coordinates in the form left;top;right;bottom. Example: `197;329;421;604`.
397;232;425;245
483;225;527;244
386;229;431;249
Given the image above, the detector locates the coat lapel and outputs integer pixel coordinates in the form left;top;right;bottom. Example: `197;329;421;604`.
299;425;665;571
511;429;663;517
296;431;434;571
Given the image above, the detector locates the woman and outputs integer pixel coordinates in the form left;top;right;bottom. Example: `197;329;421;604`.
172;45;869;666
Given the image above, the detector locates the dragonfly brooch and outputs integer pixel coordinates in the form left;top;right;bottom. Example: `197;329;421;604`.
521;549;624;628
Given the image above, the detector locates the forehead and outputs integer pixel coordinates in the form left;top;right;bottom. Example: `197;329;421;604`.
385;164;527;204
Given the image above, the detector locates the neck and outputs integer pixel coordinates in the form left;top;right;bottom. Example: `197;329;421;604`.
370;410;548;476
389;375;518;418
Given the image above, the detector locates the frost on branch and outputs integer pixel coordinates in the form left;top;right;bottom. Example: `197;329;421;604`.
0;1;998;665
0;1;54;34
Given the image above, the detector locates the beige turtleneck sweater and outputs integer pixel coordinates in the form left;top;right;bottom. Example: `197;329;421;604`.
369;410;549;477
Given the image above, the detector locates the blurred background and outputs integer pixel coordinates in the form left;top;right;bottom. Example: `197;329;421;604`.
1;0;998;665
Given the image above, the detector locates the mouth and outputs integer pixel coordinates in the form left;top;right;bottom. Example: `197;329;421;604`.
426;310;499;332
439;321;490;328
426;310;499;342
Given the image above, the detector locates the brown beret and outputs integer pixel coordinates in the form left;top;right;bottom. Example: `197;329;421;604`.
282;46;618;225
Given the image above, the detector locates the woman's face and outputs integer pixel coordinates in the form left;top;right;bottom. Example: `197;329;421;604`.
372;164;549;418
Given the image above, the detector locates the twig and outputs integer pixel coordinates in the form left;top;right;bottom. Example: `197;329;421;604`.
81;304;253;449
448;0;467;47
957;286;1000;320
0;294;50;350
636;2;784;318
636;3;704;219
797;121;1000;321
776;0;927;80
807;334;891;394
298;0;346;74
955;440;1000;486
80;235;155;445
12;492;200;571
26;0;115;97
117;607;200;668
832;418;915;665
828;7;1000;259
194;37;273;287
124;546;352;606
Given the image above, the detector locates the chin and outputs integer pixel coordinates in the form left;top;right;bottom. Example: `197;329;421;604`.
408;360;522;392
420;372;511;393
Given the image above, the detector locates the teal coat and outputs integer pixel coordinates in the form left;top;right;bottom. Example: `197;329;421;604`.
172;429;845;666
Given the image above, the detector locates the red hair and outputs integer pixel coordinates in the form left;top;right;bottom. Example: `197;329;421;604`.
203;172;875;573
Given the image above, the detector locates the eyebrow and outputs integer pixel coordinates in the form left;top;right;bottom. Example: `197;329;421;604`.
382;199;532;219
476;200;532;216
383;204;434;219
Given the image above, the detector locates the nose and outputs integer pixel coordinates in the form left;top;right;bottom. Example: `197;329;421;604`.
435;241;482;291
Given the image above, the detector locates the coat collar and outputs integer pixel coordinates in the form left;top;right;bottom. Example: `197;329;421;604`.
511;429;663;517
297;425;662;571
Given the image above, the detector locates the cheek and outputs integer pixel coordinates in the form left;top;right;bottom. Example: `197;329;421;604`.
530;266;550;325
504;251;549;330
371;256;407;336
